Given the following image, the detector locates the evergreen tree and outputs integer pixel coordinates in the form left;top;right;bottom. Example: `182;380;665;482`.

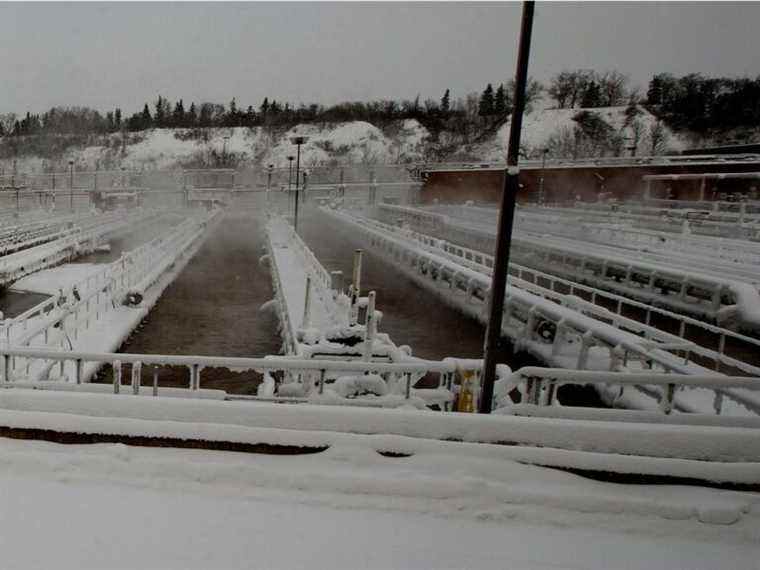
260;97;270;116
141;104;152;129
154;95;168;127
441;89;450;114
581;81;602;108
173;99;185;127
227;97;238;126
494;83;508;116
478;83;495;117
187;103;197;127
245;105;256;127
114;108;122;129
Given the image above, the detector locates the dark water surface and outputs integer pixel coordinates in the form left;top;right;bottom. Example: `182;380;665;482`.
299;208;487;361
97;205;508;394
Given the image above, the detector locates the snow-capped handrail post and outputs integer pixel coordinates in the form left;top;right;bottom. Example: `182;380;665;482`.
350;249;363;325
480;0;535;413
363;291;377;362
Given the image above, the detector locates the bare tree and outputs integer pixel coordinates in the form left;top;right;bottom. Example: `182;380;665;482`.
647;120;669;155
598;70;630;107
547;70;593;109
0;113;17;135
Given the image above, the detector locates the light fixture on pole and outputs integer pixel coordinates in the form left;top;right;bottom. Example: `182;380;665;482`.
289;136;309;232
266;164;274;208
539;148;548;205
287;156;295;193
68;160;74;211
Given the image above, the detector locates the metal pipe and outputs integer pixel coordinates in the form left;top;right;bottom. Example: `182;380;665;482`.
480;0;535;413
302;276;312;329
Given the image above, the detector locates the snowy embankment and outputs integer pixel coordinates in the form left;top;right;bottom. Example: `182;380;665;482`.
475;105;687;160
1;390;760;485
2;437;758;570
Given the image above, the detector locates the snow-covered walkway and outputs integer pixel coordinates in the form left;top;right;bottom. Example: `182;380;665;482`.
0;437;757;569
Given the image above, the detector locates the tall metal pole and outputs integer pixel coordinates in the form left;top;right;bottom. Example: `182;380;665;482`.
69;160;74;211
480;0;535;414
293;142;301;232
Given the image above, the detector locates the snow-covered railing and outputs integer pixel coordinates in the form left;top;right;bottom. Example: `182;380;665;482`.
2;213;217;370
264;223;299;355
0;208;166;286
424;204;760;283
542;203;760;241
508;367;760;417
0;347;485;410
371;207;760;370
325;207;709;377
378;203;760;331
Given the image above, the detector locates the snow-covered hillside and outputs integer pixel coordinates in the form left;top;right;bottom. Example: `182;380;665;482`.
0;106;689;174
475;105;687;161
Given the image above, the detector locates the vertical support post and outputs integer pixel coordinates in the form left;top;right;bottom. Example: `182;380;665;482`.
318;369;326;394
480;0;535;413
699;176;706;202
113;360;122;394
131;361;142;395
4;355;10;383
302;276;312;329
369;170;377;205
363;291;376;362
75;358;83;384
153;367;159;396
350;249;363;325
191;363;200;390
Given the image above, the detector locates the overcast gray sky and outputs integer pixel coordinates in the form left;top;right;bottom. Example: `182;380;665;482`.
2;1;759;115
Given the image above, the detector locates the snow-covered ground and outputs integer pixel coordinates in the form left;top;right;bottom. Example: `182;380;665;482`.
0;435;757;569
476;105;686;161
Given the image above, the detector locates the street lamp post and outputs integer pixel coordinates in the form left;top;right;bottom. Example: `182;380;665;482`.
289;136;309;232
539;148;548;205
68;160;74;211
287;156;295;216
266;164;274;209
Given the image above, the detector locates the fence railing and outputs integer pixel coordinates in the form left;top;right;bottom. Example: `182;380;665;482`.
0;347;478;409
2;345;757;418
510;367;760;416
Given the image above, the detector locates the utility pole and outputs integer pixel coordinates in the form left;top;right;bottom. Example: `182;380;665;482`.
480;0;535;414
